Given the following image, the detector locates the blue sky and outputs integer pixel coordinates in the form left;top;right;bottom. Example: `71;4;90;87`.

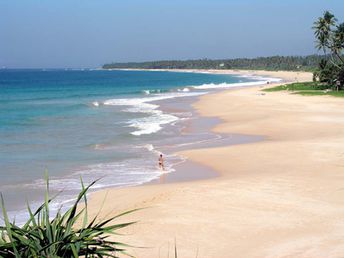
1;0;343;68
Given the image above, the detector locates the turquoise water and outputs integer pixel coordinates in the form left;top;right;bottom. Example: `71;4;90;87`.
0;69;262;222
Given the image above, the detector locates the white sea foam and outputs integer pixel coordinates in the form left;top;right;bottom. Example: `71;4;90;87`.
7;196;77;227
236;74;283;83
20;160;174;192
129;113;178;136
103;91;206;107
103;92;207;136
192;80;266;90
8;152;179;226
142;89;163;95
136;144;163;157
6;145;187;226
92;101;100;107
177;87;190;92
192;75;282;90
142;143;155;152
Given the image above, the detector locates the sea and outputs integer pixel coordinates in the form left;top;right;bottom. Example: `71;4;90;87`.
0;69;279;224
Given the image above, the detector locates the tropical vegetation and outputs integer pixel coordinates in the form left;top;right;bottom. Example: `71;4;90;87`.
103;55;322;71
0;177;137;258
313;11;344;90
263;82;344;97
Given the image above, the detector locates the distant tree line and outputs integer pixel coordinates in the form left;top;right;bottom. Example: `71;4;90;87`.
103;55;323;71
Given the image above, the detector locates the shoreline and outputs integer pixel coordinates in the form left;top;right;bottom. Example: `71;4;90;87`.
108;67;312;83
2;68;272;225
85;69;344;258
150;91;265;185
90;69;311;189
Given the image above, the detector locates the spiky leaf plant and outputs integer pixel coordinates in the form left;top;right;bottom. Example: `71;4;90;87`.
0;177;137;257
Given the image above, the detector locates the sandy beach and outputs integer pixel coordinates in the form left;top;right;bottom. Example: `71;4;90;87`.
87;70;344;257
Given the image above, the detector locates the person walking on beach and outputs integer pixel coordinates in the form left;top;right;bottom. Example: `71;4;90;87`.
158;154;164;170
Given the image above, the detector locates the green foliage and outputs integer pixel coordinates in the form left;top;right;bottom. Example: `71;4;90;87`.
263;82;344;97
103;55;323;72
263;82;329;92
0;177;137;258
296;90;344;97
313;11;344;89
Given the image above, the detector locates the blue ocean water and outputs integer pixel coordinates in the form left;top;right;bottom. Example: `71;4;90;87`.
0;69;267;222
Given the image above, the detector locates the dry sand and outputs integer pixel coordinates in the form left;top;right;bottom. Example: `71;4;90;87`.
87;70;344;257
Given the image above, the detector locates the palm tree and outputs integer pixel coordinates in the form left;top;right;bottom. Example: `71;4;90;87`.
313;11;336;54
333;23;344;63
313;11;344;88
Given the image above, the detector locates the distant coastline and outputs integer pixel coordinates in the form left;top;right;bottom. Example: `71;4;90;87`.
102;55;322;72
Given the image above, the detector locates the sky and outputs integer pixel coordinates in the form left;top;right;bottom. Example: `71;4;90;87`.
1;0;343;68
